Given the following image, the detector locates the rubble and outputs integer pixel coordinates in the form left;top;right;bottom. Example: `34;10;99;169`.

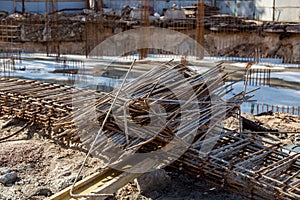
0;3;299;67
208;14;258;32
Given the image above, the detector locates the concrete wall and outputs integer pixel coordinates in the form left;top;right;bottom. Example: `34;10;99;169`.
255;0;300;22
218;0;300;22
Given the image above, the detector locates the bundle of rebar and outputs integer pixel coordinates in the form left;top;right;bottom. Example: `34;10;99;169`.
60;61;252;166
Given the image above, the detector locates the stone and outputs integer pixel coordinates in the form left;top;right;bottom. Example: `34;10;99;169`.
136;169;171;194
33;188;53;197
0;172;18;185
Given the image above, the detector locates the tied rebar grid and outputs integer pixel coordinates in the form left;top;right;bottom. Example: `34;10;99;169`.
0;77;105;143
172;132;300;200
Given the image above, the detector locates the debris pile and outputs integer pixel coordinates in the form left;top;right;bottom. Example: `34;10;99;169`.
263;22;300;33
208;15;258;32
1;4;299;44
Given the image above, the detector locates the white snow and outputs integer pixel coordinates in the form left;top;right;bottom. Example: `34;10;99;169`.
226;81;300;113
271;71;300;84
230;62;285;70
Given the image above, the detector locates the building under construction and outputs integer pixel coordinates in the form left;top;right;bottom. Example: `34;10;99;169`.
0;1;299;62
0;1;299;200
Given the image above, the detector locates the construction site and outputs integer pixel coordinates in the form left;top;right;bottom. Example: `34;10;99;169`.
0;1;299;200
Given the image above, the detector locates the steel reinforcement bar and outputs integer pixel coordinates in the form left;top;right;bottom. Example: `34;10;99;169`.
172;133;300;200
0;77;104;143
1;73;299;199
48;132;300;200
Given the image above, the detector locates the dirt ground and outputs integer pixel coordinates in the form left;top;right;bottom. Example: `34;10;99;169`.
116;112;300;200
224;112;300;145
0;112;299;200
0;115;104;200
113;171;246;200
